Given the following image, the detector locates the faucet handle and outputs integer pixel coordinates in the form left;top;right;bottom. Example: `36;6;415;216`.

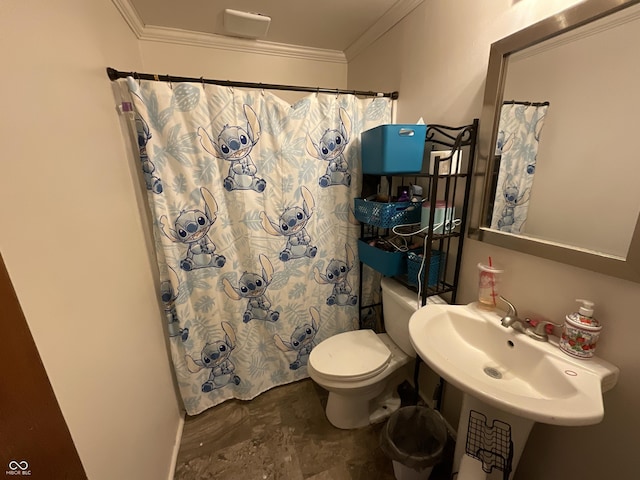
527;318;563;342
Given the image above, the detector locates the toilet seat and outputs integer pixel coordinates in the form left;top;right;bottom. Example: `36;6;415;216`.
309;330;391;382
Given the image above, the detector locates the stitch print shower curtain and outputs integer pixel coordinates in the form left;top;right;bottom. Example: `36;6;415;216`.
126;78;391;415
491;103;548;233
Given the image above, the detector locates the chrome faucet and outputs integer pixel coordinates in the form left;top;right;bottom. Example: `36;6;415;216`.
498;296;562;342
499;296;529;332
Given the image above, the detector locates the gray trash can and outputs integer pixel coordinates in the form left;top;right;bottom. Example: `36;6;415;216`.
380;406;448;480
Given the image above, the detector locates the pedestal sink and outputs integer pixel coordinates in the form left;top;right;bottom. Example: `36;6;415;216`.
408;303;619;480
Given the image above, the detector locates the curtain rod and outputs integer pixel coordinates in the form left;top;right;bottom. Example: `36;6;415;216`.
503;100;550;107
106;67;399;100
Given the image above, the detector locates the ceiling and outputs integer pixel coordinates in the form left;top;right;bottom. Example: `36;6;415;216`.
126;0;420;53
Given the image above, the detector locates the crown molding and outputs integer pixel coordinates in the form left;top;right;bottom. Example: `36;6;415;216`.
345;0;424;61
112;0;422;64
112;0;145;37
140;25;347;63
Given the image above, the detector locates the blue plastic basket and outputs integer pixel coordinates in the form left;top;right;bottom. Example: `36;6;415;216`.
407;250;443;287
354;198;422;228
358;240;420;276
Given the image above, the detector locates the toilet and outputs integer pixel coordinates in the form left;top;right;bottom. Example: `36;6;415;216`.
308;277;444;429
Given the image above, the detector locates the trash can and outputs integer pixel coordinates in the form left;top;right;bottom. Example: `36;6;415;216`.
380;406;448;480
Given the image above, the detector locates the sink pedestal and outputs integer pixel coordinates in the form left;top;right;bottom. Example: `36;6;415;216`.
453;393;534;480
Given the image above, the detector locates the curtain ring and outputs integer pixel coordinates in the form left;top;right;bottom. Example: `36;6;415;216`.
200;76;206;90
134;72;141;87
167;75;172;89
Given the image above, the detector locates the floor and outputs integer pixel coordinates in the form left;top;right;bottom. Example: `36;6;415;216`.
174;378;454;480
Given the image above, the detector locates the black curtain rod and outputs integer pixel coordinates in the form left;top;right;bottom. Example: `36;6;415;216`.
106;67;399;100
502;100;550;107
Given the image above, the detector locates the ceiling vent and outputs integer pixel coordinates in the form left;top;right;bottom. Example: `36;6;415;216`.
223;9;271;39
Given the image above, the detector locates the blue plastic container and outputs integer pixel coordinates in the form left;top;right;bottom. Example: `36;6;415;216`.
361;124;427;174
407;250;443;287
358;240;414;276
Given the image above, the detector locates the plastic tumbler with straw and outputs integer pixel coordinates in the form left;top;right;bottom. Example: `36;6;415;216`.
477;258;503;309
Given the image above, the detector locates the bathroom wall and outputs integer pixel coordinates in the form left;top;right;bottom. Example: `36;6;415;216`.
348;0;640;478
138;42;348;105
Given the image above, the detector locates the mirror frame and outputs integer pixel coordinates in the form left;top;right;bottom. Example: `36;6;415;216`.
469;0;640;282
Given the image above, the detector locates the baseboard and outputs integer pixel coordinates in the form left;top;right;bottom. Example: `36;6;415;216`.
168;411;186;480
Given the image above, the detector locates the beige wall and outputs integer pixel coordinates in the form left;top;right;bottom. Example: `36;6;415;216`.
348;1;640;479
138;41;348;105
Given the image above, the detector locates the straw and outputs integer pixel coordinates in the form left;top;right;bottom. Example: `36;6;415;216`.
488;256;496;306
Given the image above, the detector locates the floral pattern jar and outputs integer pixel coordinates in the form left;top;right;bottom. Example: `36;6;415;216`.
559;313;602;358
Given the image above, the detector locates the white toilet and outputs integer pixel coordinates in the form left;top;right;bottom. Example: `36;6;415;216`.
308;277;444;429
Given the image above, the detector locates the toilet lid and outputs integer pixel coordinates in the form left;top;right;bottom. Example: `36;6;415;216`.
310;329;391;381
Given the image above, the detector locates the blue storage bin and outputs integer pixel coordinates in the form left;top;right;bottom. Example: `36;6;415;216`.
354;198;422;228
361;124;427;174
407;250;443;287
358;239;413;276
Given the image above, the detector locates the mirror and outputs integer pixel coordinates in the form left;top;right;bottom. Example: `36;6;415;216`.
469;0;640;282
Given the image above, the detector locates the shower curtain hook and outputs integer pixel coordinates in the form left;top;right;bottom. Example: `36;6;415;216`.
335;88;339;99
167;75;173;90
134;72;141;87
200;76;206;91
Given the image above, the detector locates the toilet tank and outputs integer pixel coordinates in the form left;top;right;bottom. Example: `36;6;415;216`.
380;277;419;357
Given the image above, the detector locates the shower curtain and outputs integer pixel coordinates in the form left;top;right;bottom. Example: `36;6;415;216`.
126;78;392;415
491;103;548;233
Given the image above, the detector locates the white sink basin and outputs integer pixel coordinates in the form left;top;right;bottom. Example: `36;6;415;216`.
409;303;619;426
